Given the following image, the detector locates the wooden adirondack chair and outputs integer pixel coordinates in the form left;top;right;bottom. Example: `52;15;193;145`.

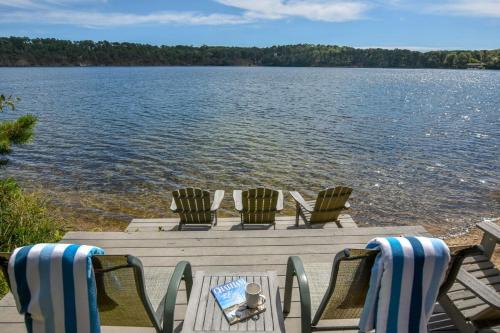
233;188;284;229
438;221;500;332
170;187;224;230
290;186;352;227
0;253;192;333
283;246;482;333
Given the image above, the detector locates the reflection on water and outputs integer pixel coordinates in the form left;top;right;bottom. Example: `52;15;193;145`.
0;67;498;234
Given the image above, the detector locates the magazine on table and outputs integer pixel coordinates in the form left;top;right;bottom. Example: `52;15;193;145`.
211;278;266;325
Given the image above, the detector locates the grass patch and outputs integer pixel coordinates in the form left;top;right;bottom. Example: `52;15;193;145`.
0;178;62;297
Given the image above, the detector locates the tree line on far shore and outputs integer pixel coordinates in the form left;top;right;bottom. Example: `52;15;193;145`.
0;37;499;69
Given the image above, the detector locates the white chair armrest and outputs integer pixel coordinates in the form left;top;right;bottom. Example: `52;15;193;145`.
276;190;284;211
170;200;177;212
233;190;243;212
211;190;225;211
289;191;313;212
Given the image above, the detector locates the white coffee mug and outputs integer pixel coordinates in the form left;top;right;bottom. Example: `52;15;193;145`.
245;282;266;309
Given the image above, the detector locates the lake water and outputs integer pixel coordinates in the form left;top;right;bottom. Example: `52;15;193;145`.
0;67;498;234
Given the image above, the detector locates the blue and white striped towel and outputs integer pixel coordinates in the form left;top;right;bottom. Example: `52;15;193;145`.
359;237;451;333
8;243;105;333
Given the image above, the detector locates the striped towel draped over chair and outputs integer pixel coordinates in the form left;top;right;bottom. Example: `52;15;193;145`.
359;237;451;333
8;243;105;333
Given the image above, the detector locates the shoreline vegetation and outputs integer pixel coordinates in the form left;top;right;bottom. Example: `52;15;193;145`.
0;178;62;296
1;37;500;69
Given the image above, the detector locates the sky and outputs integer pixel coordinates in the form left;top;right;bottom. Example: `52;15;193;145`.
0;0;499;50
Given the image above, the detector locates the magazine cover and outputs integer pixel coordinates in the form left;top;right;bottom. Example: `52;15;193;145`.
211;278;265;325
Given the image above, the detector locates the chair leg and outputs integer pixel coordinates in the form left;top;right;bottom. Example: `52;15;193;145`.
295;203;300;226
178;222;182;231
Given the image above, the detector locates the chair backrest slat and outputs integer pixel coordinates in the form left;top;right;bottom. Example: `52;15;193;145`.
173;187;211;224
311;186;352;223
241;188;279;224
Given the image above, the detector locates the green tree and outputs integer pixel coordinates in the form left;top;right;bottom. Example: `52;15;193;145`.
456;52;470;68
444;53;458;68
0;95;37;164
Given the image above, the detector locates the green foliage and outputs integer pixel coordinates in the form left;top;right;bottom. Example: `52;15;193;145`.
0;37;499;69
0;114;37;154
0;178;62;251
0;95;37;164
0;178;62;295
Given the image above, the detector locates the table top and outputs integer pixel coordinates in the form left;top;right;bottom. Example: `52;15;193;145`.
182;271;285;333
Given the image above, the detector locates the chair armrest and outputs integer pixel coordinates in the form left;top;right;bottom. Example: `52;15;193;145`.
289;191;313;212
477;221;500;243
456;268;500;310
284;256;312;333
344;201;351;209
163;261;193;333
233;190;243;212
276;190;284;211
211;190;225;212
170;200;177;212
477;221;500;259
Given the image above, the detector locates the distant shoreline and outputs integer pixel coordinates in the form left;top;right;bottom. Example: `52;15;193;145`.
1;37;499;69
0;65;496;70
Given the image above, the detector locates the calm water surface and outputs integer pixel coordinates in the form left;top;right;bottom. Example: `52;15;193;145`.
0;67;498;233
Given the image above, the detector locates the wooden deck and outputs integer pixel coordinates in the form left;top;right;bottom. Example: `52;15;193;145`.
0;215;475;332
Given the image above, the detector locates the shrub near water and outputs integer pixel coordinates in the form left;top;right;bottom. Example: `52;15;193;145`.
0;178;62;296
